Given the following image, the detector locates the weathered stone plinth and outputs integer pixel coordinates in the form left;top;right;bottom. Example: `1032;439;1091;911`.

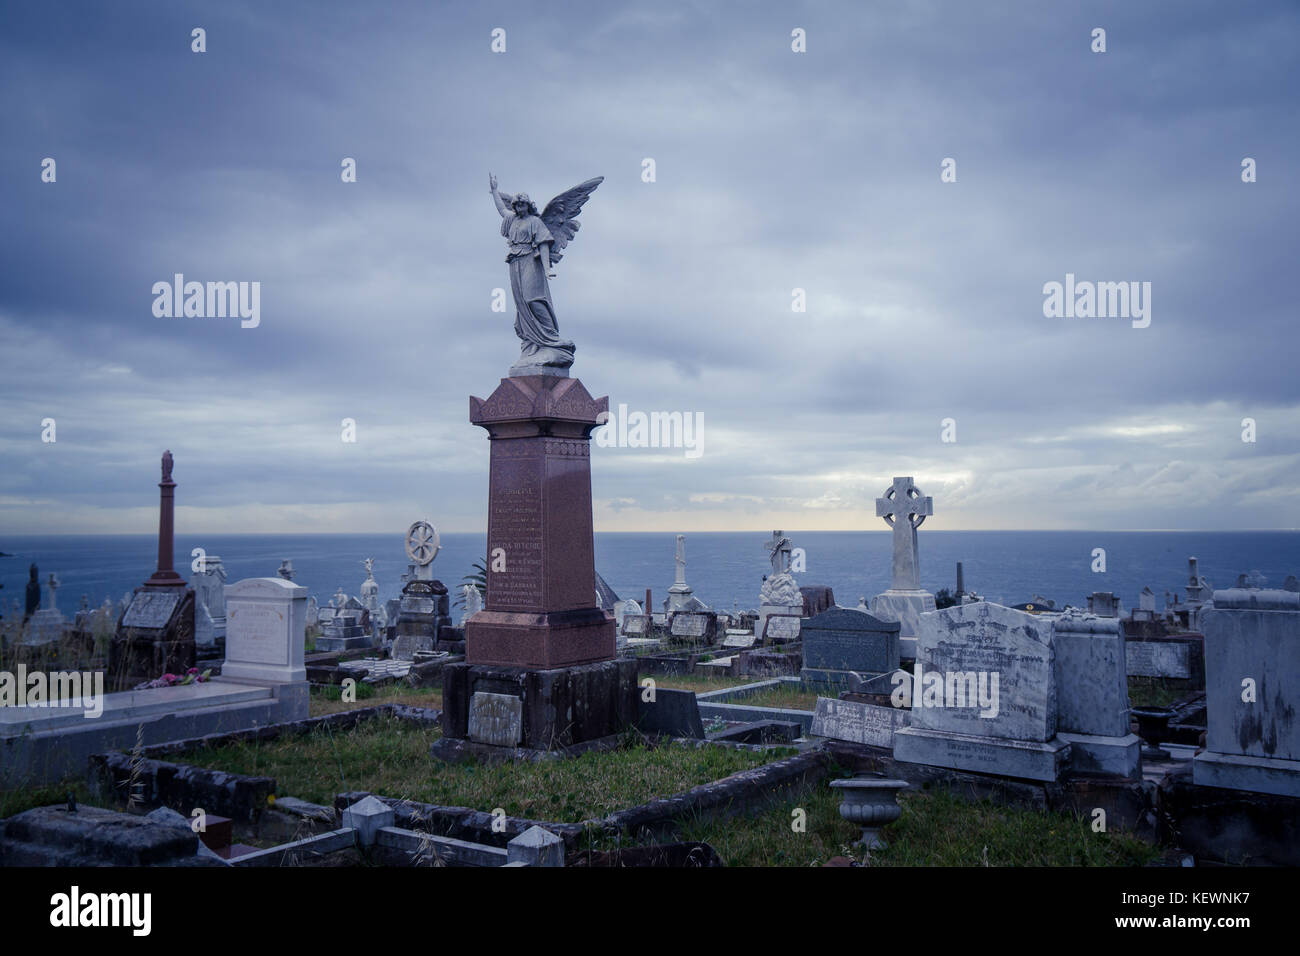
437;659;638;754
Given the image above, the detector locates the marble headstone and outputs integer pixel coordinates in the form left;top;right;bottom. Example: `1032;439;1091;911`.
1052;610;1140;777
222;576;308;685
1193;586;1300;797
800;605;900;688
894;602;1069;782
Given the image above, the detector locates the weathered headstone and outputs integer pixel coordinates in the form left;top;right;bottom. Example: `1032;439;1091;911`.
1052;610;1141;777
894;602;1069;781
762;613;801;644
670;611;716;641
1193;585;1300;797
1086;591;1121;618
811;696;909;749
801;605;900;688
190;555;226;647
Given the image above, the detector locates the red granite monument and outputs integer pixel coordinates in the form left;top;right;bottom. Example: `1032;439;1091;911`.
464;374;615;668
436;375;636;757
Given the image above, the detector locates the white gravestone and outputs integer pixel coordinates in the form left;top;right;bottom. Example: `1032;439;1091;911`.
223;577;308;685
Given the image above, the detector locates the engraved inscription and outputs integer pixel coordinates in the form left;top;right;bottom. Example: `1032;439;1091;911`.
468;692;523;747
1126;641;1191;679
121;590;181;630
227;602;290;666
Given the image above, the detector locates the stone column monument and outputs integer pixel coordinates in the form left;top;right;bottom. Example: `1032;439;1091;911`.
666;534;695;612
869;477;937;659
110;451;196;689
436;172;635;758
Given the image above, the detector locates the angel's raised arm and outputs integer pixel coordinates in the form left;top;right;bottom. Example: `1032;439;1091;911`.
489;172;509;218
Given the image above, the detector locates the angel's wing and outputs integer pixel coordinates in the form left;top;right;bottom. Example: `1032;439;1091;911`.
540;176;604;265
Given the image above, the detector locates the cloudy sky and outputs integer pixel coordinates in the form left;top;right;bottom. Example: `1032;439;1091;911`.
2;1;1297;535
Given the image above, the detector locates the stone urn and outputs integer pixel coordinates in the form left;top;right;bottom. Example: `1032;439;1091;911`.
829;777;909;850
1132;705;1176;758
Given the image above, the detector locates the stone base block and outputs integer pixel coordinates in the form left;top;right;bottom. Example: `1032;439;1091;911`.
869;590;936;656
1058;731;1142;779
441;659;637;751
894;727;1070;782
465;607;614;669
1193;750;1300;798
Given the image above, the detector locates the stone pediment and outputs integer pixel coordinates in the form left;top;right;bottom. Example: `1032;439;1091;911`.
470;376;608;427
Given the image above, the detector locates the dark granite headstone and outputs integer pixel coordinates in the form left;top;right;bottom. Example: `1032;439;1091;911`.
800;606;900;687
635;687;705;739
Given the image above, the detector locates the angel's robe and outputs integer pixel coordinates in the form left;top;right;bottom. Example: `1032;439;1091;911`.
501;212;572;359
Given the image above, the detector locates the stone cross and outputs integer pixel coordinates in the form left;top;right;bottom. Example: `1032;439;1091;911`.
763;530;793;575
673;534;687;586
45;573;60;611
875;477;932;591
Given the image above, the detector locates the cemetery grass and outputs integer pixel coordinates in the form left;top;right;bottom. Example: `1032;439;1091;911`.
1127;676;1194;708
731;684;820;712
309;682;442;716
668;782;1162;867
639;673;755;693
177;716;788;822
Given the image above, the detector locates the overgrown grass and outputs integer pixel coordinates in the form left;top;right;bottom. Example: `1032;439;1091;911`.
0;778;92;819
1127;676;1194;709
672;781;1162;867
177;717;787;822
639;673;754;694
730;684;821;712
308;682;442;717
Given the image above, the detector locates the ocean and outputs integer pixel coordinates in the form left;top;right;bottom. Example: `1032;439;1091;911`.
1;531;1296;619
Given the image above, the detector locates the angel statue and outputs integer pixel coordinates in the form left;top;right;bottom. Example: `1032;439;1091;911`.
489;172;603;373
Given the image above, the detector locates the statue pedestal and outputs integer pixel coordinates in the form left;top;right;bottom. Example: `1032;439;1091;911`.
438;375;629;758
